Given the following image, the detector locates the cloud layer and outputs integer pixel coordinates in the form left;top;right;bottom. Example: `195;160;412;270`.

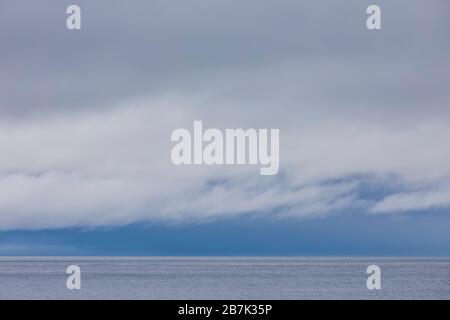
0;0;449;230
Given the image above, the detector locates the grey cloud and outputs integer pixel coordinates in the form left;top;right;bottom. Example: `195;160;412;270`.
0;1;449;230
1;0;449;117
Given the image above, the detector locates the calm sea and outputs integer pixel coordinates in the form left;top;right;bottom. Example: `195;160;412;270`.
0;257;449;300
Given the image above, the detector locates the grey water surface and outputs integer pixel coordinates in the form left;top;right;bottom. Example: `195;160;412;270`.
0;257;449;300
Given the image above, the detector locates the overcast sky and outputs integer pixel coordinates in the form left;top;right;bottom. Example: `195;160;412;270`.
0;0;450;243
